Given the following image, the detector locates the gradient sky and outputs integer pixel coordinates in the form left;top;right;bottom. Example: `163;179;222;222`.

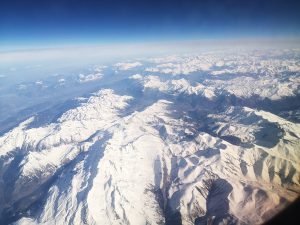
1;0;300;48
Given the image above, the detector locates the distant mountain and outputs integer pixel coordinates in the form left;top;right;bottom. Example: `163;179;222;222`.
0;48;300;225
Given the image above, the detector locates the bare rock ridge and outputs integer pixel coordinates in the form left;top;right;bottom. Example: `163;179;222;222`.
0;49;299;225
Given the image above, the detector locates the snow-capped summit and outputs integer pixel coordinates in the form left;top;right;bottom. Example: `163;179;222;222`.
0;48;300;225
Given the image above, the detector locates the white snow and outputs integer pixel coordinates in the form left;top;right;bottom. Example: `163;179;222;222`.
1;48;300;225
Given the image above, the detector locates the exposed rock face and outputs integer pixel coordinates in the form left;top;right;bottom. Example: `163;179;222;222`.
0;49;300;225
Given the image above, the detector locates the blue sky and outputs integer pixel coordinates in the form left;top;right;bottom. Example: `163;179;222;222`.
1;0;300;49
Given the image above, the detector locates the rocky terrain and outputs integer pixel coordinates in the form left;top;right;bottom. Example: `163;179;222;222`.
0;48;300;225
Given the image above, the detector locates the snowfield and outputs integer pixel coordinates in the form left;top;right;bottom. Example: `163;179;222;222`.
0;48;300;225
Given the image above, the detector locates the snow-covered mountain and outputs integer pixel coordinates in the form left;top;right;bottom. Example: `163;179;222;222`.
0;48;300;225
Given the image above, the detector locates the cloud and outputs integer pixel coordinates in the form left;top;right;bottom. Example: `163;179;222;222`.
35;80;43;85
114;62;142;70
1;38;299;65
130;74;143;79
78;73;103;83
17;84;27;90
